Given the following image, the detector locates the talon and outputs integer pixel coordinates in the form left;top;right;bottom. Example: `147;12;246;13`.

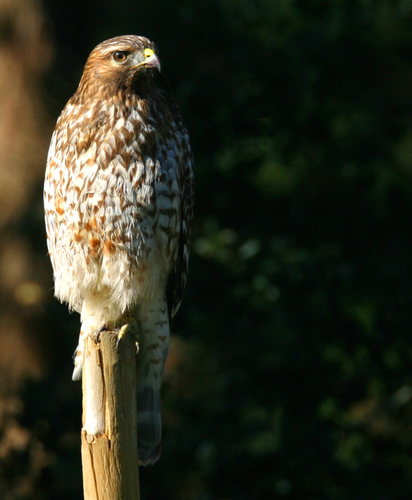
135;342;140;355
94;323;111;344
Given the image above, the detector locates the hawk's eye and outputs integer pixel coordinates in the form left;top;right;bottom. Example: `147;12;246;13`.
113;51;129;63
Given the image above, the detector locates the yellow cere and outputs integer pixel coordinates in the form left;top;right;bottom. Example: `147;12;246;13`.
144;48;154;59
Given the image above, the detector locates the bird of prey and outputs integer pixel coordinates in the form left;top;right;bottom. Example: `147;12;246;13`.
44;35;194;465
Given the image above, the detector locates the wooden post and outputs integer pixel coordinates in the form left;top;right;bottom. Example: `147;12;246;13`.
81;329;140;500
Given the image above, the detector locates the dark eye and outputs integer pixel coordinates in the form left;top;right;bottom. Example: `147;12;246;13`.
113;51;129;63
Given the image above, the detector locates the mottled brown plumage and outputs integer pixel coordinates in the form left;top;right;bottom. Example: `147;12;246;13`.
44;35;194;465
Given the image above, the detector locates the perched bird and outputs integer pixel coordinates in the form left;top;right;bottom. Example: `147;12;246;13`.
44;35;194;465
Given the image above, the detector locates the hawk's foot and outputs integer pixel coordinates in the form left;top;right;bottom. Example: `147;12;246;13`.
95;319;139;351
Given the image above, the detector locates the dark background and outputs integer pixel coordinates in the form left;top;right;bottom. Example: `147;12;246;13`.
1;0;412;498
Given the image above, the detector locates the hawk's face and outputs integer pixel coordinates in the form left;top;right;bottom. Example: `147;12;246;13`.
77;35;161;100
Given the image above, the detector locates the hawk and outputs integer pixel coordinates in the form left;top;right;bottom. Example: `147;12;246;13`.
44;35;194;465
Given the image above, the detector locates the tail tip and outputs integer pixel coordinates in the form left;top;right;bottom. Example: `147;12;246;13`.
138;443;162;466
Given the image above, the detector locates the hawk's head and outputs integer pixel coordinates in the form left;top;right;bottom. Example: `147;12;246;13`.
76;35;161;100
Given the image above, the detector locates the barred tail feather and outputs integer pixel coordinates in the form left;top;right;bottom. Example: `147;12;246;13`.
137;385;162;465
136;293;170;466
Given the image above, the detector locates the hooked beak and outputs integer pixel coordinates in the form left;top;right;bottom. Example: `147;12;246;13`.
135;53;161;73
144;53;161;72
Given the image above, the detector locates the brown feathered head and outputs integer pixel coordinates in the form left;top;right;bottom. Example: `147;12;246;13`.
75;35;161;100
